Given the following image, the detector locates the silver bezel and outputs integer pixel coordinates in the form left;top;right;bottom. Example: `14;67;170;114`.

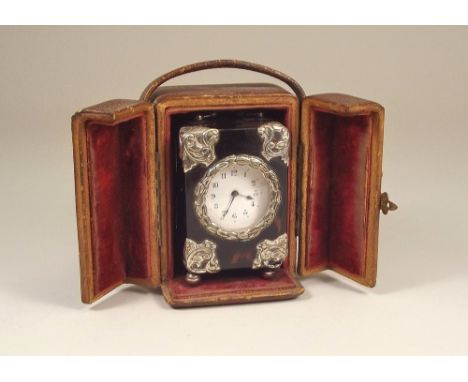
194;154;281;241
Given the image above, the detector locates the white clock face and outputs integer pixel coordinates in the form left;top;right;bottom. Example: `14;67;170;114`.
194;155;281;241
205;162;271;231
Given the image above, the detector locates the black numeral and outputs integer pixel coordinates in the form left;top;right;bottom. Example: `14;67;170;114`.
214;203;218;209
221;173;226;179
212;182;218;188
232;213;237;219
231;170;237;176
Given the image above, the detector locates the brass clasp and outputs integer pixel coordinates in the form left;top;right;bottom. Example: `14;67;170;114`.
380;192;398;215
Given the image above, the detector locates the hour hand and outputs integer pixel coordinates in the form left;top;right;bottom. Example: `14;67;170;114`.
238;193;253;200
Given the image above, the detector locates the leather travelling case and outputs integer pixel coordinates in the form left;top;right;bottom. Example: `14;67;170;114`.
72;60;397;308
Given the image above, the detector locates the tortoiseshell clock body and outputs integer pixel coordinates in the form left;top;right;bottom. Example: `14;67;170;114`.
173;110;291;284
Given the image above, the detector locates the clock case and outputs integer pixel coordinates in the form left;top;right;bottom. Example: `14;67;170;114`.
178;111;290;279
72;60;396;308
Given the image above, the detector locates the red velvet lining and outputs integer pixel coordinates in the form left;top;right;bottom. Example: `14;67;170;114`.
167;268;298;298
86;115;151;295
306;111;371;277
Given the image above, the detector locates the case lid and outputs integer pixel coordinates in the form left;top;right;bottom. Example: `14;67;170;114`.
72;99;160;303
298;94;385;286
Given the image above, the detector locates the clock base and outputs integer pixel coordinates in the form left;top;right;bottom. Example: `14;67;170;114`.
184;270;279;286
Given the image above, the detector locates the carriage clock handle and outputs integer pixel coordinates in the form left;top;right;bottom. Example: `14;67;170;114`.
139;59;306;102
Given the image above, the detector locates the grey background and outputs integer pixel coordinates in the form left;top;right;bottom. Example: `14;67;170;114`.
0;26;467;354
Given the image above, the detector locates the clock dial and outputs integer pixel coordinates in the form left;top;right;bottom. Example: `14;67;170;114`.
204;162;271;232
194;155;281;241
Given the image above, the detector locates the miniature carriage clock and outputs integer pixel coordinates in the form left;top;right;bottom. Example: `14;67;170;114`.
179;112;290;284
72;59;397;308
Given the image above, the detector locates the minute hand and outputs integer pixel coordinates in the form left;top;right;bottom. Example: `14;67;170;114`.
221;191;239;218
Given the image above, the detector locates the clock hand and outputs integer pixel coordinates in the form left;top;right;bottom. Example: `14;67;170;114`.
238;193;253;200
221;190;239;219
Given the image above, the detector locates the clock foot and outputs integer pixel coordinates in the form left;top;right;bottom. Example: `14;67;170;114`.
262;270;276;279
185;272;201;285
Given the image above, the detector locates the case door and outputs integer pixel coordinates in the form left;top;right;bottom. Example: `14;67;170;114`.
298;93;384;286
72;99;160;303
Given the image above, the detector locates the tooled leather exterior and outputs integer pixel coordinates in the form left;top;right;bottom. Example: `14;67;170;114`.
82;99;142;115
